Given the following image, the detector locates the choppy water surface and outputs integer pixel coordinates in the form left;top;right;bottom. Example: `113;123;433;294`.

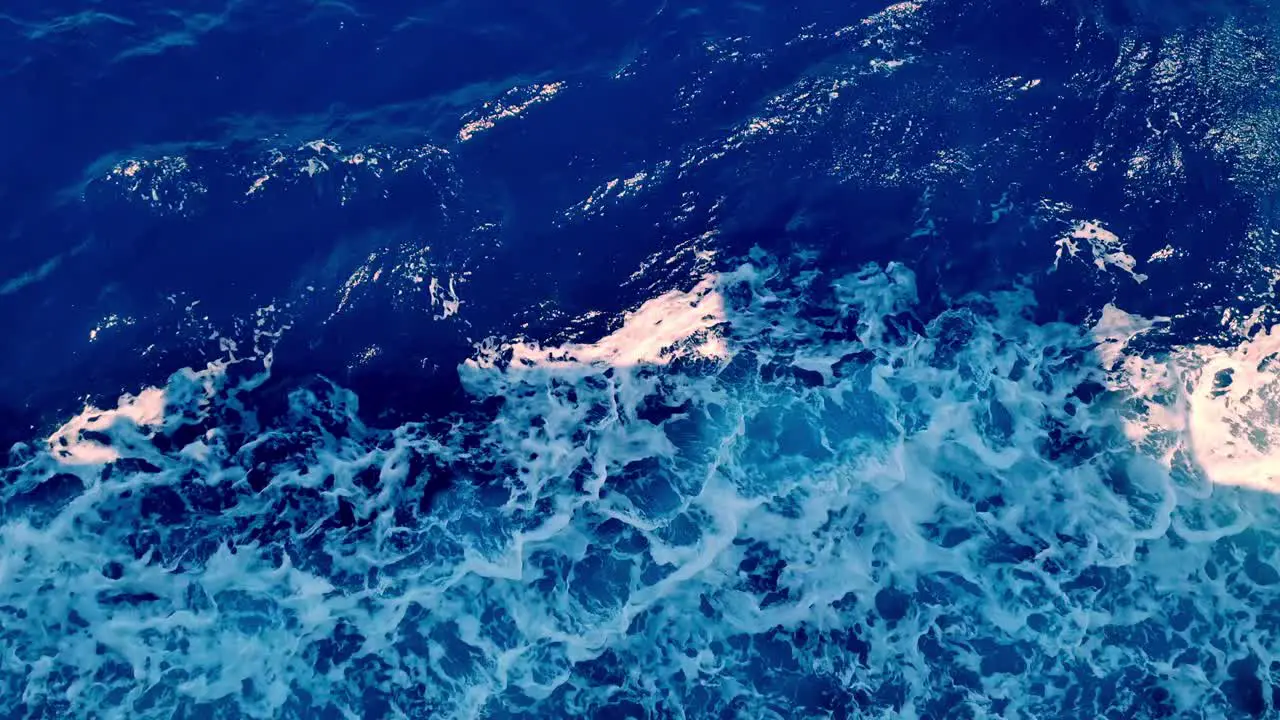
4;0;1280;717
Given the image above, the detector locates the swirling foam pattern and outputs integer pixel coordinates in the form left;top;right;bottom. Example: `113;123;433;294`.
6;0;1280;718
4;249;1279;718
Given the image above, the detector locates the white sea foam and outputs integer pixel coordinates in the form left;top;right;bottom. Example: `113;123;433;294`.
2;251;1278;719
468;276;728;375
1098;304;1280;494
1054;220;1148;283
48;387;167;465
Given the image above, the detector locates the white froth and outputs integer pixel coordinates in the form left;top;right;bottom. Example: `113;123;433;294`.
1054;220;1148;283
1097;305;1280;493
428;274;462;319
48;387;167;465
8;253;1280;719
1092;303;1167;372
458;82;565;142
472;276;728;373
1187;326;1280;492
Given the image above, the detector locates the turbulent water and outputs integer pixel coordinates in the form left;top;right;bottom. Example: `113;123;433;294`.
4;0;1280;718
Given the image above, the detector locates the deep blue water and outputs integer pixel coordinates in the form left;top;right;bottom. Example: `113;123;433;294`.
4;0;1280;717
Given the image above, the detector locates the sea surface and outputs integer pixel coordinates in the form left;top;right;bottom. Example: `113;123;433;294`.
3;0;1280;717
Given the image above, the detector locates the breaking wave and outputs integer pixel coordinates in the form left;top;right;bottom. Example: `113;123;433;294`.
5;249;1279;719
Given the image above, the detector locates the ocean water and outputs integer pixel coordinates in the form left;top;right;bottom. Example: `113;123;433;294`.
4;0;1280;718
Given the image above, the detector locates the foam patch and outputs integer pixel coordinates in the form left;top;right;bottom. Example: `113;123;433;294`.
1;250;1277;719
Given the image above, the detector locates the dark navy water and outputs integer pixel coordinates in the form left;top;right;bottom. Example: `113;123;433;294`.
4;0;1280;717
